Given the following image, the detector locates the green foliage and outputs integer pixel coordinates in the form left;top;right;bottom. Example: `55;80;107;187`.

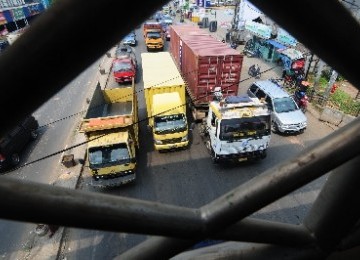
329;89;360;116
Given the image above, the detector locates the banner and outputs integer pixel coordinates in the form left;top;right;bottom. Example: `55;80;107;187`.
0;12;7;25
276;28;297;47
11;8;25;20
244;20;271;39
197;0;204;7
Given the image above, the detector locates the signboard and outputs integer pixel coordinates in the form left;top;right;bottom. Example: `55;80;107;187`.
244;20;271;39
205;0;211;8
276;28;297;47
197;0;204;7
0;12;7;25
11;8;25;20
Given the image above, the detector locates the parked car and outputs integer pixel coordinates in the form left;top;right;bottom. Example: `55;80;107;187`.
247;80;307;134
0;115;39;172
120;31;137;47
160;14;173;26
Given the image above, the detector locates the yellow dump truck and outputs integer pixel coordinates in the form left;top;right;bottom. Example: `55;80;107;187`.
141;52;189;151
78;79;138;187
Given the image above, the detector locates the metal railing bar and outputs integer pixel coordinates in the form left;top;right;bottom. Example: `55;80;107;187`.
303;156;360;252
200;118;360;232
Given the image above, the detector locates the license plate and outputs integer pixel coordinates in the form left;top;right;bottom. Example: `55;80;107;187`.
239;158;248;162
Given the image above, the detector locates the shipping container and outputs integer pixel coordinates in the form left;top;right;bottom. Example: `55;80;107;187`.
169;24;244;121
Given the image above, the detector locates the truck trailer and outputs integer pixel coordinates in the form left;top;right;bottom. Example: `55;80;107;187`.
78;78;138;187
169;24;244;121
141;52;189;151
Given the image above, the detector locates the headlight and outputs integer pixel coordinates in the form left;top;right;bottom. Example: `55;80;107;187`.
181;135;188;142
155;140;163;145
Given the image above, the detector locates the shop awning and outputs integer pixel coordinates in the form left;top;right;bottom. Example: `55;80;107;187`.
266;39;286;49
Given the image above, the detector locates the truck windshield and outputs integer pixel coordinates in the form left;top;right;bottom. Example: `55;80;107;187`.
154;114;187;134
88;143;130;168
273;97;298;113
219;116;271;141
147;32;161;39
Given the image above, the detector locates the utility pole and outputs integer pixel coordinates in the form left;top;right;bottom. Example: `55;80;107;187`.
323;70;338;106
310;59;324;101
229;0;241;44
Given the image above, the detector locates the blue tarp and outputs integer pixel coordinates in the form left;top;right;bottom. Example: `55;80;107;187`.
266;39;286;50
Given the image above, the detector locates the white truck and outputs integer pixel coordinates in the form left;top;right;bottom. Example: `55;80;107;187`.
200;90;271;163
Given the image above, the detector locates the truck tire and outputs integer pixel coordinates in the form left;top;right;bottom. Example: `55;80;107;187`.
11;153;20;166
30;130;38;140
272;122;279;134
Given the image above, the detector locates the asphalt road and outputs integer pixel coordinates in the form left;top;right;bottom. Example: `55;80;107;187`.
58;20;335;259
0;8;337;260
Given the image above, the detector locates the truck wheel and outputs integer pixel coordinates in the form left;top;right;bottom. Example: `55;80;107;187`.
30;130;38;140
272;122;279;133
210;150;218;164
11;153;20;166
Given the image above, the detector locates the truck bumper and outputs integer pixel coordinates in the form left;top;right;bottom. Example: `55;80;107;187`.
214;149;267;163
90;171;136;187
147;45;164;50
155;140;189;151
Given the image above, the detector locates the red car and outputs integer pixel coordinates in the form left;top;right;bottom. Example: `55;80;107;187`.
112;57;137;84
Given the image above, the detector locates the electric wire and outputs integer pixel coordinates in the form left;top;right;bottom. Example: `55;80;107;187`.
2;58;281;174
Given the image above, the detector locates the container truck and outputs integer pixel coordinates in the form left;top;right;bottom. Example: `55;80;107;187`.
141;52;189;151
169;24;244;121
200;91;271;163
78;78;138;187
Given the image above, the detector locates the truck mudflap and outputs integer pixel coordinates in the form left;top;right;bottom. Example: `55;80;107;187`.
90;172;136;188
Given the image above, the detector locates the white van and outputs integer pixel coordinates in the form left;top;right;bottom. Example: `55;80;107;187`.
247;80;307;134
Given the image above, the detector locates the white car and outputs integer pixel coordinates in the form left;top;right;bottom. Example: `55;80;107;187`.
247;80;307;134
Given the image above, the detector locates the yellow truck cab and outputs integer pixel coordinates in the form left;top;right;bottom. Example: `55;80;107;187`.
141;52;189;151
143;22;164;51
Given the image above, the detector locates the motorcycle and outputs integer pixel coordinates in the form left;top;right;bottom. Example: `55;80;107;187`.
248;64;261;79
293;81;310;113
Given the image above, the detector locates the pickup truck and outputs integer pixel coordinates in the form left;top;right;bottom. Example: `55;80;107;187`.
0;115;39;171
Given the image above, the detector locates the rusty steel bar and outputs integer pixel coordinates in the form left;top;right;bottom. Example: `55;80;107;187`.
118;218;315;259
303;156;360;253
115;236;197;260
213;218;314;246
0;177;203;238
0;0;170;136
200;117;360;234
0;117;358;243
170;242;325;260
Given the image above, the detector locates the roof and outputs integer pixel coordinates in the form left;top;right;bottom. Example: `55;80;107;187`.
152;92;184;116
278;48;304;60
88;130;128;148
141;52;185;89
253;80;290;99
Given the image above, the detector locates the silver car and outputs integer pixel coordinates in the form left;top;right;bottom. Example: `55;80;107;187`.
247;80;307;134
